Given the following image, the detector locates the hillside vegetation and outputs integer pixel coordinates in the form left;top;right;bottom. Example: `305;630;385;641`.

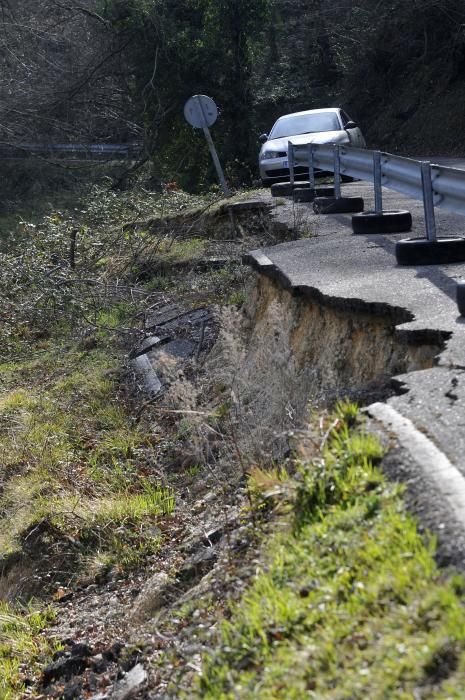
0;0;463;195
0;176;464;698
2;2;465;697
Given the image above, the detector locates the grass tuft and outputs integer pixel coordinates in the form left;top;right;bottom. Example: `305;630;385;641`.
0;603;56;699
195;404;465;699
0;341;175;578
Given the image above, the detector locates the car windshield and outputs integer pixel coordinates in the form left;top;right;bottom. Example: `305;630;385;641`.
269;112;340;139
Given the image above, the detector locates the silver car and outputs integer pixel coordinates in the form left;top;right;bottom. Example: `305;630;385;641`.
258;107;366;186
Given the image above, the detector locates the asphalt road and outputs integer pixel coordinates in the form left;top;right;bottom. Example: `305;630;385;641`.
260;177;465;366
427;156;465;170
246;169;465;564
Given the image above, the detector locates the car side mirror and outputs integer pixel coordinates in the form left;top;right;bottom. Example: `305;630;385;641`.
345;121;358;130
259;133;268;144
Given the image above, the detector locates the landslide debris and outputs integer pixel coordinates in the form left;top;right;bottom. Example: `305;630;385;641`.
0;182;292;698
3;182;465;700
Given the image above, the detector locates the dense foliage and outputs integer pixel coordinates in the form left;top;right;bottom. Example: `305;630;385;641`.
102;0;465;182
1;0;465;186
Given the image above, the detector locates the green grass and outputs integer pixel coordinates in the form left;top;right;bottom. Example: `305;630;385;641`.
0;301;176;690
158;237;207;265
195;401;465;699
0;341;175;575
0;603;56;699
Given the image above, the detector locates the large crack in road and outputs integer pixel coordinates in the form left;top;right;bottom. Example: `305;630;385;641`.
245;179;465;567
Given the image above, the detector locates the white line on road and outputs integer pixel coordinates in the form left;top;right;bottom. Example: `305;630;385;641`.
366;402;465;526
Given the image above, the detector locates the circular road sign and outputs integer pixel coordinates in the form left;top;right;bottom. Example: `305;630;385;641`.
184;95;218;129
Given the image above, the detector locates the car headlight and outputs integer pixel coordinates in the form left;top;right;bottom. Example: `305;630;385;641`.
261;150;281;160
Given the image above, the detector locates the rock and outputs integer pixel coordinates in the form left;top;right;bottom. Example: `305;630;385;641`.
42;640;94;686
176;569;216;606
63;682;82;699
89;653;108;673
112;664;147;700
42;655;88;685
102;641;124;662
201;525;225;547
131;572;171;623
70;642;93;657
178;547;217;583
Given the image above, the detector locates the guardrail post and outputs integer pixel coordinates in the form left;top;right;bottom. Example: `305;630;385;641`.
288;141;295;187
333;145;341;199
307;143;315;190
421;162;437;242
373;151;383;215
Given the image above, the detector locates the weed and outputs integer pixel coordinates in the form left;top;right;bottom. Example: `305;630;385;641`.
95;301;136;331
194;404;465;699
227;290;246;307
185;464;202;478
144;274;169;291
158;237;206;264
291;200;315;238
79;486;174;573
0;603;56;699
335;397;360;426
0;341;175;584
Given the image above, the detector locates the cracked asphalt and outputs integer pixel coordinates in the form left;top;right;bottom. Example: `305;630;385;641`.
246;173;465;564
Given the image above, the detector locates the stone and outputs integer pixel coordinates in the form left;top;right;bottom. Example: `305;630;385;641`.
112;664;147;700
102;642;124;662
63;682;83;699
178;547;217;583
42;655;88;685
89;653;107;674
70;642;93;658
201;525;225;547
131;572;171;623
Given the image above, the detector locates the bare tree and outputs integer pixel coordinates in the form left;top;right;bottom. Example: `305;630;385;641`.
0;0;138;147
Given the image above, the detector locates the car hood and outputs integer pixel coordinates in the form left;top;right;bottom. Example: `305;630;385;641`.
261;131;348;154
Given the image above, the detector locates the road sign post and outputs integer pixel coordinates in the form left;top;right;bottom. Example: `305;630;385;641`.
184;95;231;197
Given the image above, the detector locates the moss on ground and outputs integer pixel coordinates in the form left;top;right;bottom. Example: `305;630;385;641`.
195;402;465;699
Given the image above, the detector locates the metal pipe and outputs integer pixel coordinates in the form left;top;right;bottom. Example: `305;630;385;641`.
307;143;315;190
288;141;295;186
373;151;383;214
421;161;437;242
334;145;341;199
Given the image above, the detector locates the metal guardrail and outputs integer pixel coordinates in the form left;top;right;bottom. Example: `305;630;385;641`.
0;142;143;159
288;141;465;245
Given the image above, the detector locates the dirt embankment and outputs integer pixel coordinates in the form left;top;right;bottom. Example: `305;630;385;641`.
1;187;458;699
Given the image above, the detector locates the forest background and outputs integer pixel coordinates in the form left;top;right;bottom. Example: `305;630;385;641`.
1;0;464;193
